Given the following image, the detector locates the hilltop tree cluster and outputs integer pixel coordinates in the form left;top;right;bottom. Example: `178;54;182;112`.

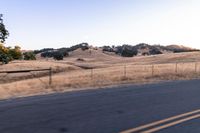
101;43;198;57
103;44;138;57
37;43;89;60
41;50;68;60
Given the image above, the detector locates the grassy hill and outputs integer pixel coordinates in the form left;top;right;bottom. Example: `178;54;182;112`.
0;43;200;100
34;43;199;60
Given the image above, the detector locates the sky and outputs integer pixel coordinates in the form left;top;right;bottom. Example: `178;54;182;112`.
1;0;200;50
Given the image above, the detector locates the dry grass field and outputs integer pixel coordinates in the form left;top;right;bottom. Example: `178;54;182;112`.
0;49;200;100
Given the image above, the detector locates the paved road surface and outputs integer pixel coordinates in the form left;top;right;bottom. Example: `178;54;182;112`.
0;80;200;133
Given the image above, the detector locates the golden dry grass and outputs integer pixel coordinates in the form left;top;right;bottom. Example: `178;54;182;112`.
0;51;200;100
0;60;80;83
0;60;80;70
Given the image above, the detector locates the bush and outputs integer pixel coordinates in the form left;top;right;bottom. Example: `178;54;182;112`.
0;53;10;64
41;51;53;58
23;52;36;60
149;48;162;55
70;43;89;51
41;50;69;59
121;45;138;57
8;46;22;60
121;49;137;57
102;46;114;52
53;52;64;60
0;44;22;64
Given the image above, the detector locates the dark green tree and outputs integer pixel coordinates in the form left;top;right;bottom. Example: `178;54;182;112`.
23;52;36;60
53;52;64;60
8;46;22;60
0;14;9;43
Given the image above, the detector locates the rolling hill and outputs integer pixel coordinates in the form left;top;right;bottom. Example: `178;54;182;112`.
34;43;199;60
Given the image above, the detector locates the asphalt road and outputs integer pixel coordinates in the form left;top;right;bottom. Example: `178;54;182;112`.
0;79;200;133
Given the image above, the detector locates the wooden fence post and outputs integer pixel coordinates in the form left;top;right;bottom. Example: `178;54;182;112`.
91;68;93;80
49;67;52;85
124;64;127;78
152;64;154;76
195;62;198;73
175;63;178;74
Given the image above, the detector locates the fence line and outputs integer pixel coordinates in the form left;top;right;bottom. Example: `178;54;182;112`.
0;62;200;87
88;62;200;82
0;68;52;85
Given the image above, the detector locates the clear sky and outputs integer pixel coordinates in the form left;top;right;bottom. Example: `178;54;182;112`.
1;0;200;50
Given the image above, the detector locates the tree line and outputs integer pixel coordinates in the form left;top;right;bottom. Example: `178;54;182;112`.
35;43;89;60
102;43;199;57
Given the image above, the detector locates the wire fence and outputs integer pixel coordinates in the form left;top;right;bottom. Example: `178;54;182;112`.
0;62;200;89
0;68;52;85
93;62;198;77
62;61;200;87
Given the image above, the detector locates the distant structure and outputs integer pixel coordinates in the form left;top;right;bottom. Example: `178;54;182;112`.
0;14;3;23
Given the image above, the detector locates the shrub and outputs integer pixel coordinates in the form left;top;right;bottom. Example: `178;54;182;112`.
8;46;22;60
53;52;64;60
121;45;138;57
0;53;10;64
23;52;36;60
149;48;162;55
102;46;114;52
0;44;22;64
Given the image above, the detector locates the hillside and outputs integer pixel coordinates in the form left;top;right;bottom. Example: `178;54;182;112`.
1;50;200;100
103;43;199;57
34;43;199;60
166;45;196;52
